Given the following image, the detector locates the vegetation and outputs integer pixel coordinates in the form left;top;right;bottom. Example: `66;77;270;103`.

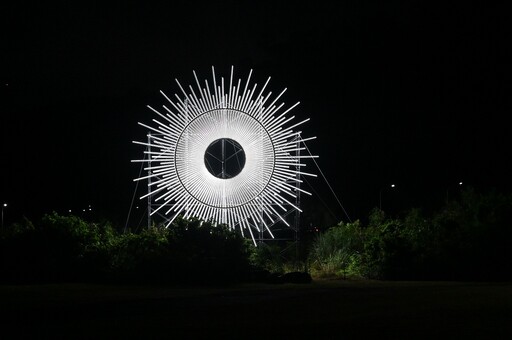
0;215;253;284
250;241;307;275
308;187;512;280
1;187;511;284
308;220;364;278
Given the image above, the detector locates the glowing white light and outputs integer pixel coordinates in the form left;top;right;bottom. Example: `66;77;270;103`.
391;184;396;188
133;66;317;245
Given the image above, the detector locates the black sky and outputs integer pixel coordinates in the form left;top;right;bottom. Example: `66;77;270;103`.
1;1;511;226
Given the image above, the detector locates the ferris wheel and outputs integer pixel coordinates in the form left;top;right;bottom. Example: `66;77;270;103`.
133;67;317;245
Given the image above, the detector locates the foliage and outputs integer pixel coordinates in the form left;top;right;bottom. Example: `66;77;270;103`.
2;187;512;283
0;212;115;282
250;243;284;273
308;220;364;278
430;188;512;280
308;188;512;281
0;214;253;284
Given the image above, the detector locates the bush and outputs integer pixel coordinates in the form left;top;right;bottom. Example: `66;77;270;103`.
0;214;254;285
308;220;364;278
249;243;285;274
0;212;115;283
308;188;512;281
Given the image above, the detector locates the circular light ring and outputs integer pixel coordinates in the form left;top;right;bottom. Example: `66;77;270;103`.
174;108;274;209
133;67;317;245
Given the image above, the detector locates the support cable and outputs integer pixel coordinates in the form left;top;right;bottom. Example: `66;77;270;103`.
136;208;147;233
301;139;352;223
301;175;338;221
124;149;146;233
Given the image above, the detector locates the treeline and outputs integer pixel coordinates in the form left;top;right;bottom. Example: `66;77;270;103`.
2;187;511;284
0;215;253;284
308;187;512;280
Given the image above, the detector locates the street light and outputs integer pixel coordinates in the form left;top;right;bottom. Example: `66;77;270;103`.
379;184;396;210
2;203;7;228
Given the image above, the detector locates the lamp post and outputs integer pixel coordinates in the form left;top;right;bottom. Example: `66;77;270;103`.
379;184;395;211
1;203;7;228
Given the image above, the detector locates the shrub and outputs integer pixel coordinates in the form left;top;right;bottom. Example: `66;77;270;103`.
308;220;364;278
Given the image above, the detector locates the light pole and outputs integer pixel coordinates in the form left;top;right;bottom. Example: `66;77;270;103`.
379;184;395;210
1;203;7;228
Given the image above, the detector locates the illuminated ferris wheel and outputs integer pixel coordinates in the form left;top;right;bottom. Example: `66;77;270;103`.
133;67;317;245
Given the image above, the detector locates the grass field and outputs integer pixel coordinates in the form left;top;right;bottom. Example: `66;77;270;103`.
1;280;511;338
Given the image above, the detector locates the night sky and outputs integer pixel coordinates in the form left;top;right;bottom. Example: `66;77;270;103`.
2;2;511;227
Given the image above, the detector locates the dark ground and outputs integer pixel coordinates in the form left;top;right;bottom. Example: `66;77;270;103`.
1;280;511;339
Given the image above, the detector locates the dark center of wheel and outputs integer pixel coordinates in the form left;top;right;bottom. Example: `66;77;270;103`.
204;138;246;179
